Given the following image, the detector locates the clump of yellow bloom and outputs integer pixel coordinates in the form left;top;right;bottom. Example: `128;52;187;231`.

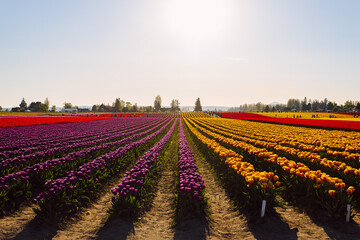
328;190;336;196
346;186;355;196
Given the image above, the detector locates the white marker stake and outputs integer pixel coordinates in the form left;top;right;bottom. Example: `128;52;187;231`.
346;204;351;223
261;200;266;218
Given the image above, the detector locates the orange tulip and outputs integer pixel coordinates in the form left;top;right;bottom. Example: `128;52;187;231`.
346;186;355;195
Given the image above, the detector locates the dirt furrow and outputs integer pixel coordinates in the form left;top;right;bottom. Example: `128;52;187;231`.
0;204;39;239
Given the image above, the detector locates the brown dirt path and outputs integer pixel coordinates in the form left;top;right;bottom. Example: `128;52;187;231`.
97;124;180;240
183;124;255;240
0;204;39;239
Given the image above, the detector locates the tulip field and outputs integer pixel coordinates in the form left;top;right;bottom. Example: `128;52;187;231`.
217;112;360;131
2;112;360;239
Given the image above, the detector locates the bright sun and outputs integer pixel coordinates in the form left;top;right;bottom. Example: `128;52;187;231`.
162;0;233;46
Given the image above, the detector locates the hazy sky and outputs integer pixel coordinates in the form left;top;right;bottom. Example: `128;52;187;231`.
1;0;359;108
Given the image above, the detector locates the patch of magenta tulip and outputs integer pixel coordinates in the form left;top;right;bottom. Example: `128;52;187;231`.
35;118;173;202
111;119;178;199
0;119;167;190
0;117;161;154
0;118;165;176
178;119;205;201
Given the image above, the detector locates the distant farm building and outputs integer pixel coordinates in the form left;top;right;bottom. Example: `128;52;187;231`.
61;108;78;113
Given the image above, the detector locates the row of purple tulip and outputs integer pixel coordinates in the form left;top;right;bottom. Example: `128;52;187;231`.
0;118;169;194
35;118;173;206
0;119;165;176
178;120;206;201
0;118;159;160
111;119;178;201
0;118;118;151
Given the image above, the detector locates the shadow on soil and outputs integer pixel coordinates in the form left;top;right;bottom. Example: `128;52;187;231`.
292;203;360;240
173;214;209;240
11;215;58;240
95;216;135;240
243;211;299;240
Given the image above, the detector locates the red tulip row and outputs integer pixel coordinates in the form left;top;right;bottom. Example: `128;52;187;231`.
0;116;109;128
217;112;360;131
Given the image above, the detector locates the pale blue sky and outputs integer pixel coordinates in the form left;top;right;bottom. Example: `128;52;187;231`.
1;0;359;108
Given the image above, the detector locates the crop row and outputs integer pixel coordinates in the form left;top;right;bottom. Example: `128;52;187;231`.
184;115;355;218
0;116;113;128
198;118;360;159
0;118;172;213
183;118;279;211
217;112;360;131
0;119;166;176
0;118;158;160
110;119;178;214
0;118;158;156
34;118;174;218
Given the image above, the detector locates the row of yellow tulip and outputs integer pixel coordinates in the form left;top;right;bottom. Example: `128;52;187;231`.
258;112;357;119
185;117;354;197
181;112;211;118
194;118;360;179
198;118;360;162
183;118;279;190
222;117;360;152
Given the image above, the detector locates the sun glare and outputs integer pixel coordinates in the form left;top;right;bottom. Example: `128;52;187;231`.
162;0;233;46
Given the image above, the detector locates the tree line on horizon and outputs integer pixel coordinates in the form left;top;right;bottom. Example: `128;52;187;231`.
2;96;359;113
233;98;360;113
1;96;203;113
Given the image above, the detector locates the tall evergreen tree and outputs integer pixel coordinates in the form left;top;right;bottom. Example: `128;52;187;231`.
154;95;162;112
113;98;122;112
19;98;27;111
170;99;180;112
194;97;202;112
44;97;50;111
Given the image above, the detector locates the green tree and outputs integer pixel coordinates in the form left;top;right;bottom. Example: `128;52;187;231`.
287;99;300;111
344;100;355;111
113;98;122;112
0;106;2;111
144;106;154;112
29;101;47;112
51;105;56;112
264;105;270;112
170;99;180;112
99;104;106;112
124;102;132;112
132;103;138;112
194;97;202;112
356;102;360;112
64;102;73;109
39;103;48;112
19;98;27;111
44;97;50;111
154;95;162;112
327;102;334;112
311;99;321;111
301;97;308;111
92;105;99;112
